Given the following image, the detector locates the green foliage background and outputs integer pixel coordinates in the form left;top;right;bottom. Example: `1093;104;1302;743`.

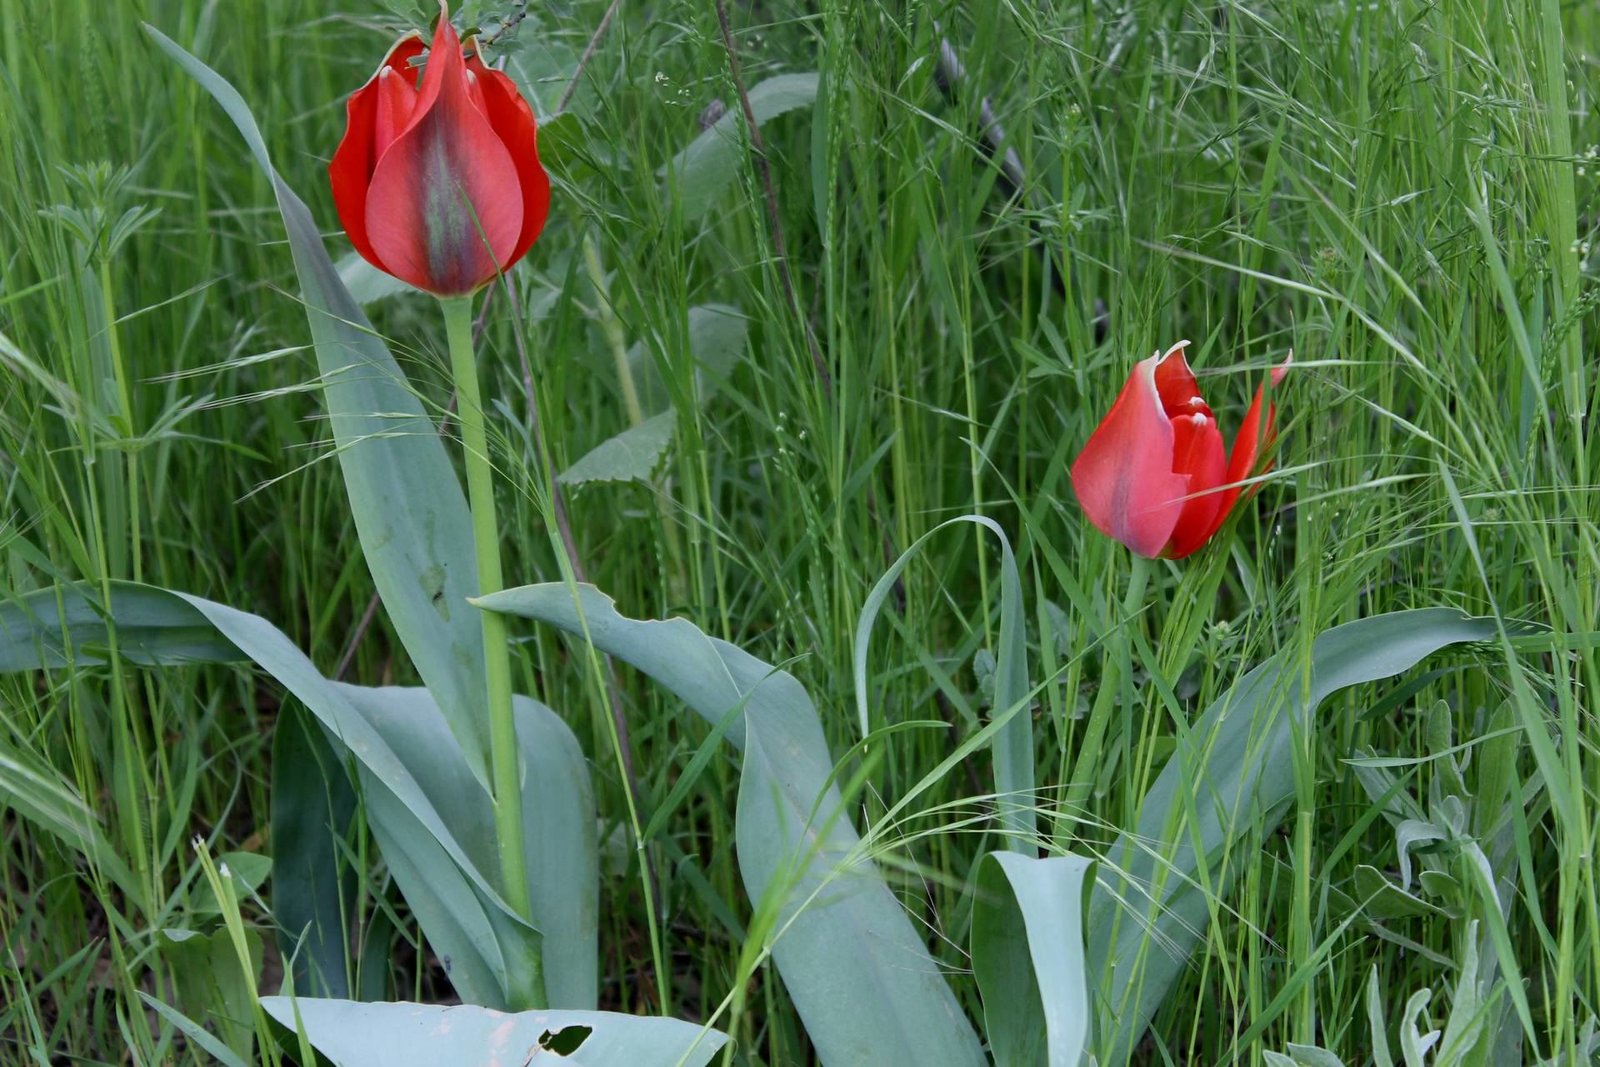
2;0;1598;1061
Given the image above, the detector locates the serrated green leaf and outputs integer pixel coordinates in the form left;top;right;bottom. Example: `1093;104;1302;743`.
1352;865;1444;920
558;410;674;486
628;304;749;413
1285;1043;1351;1067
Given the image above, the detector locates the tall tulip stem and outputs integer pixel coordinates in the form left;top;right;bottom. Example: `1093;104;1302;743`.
1067;553;1151;814
441;294;542;1004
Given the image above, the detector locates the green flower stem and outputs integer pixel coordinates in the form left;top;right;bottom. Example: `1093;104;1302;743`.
1066;552;1151;815
441;294;542;1005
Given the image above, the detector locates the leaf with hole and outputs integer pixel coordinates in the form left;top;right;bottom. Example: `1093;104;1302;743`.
259;998;727;1066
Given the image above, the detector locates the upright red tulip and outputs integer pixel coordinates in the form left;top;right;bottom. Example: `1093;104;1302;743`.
1071;341;1290;559
329;3;550;296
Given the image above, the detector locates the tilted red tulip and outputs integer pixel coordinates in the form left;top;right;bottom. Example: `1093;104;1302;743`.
1071;341;1290;559
329;4;550;296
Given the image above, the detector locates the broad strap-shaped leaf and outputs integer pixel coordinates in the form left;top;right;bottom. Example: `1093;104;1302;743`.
338;683;597;1008
1090;609;1498;1061
351;756;542;1009
971;852;1096;1067
476;583;987;1067
259;998;726;1067
144;25;493;785
0;582;239;669
0;582;595;1010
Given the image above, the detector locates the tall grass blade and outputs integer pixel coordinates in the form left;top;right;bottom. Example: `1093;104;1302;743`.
854;516;1034;850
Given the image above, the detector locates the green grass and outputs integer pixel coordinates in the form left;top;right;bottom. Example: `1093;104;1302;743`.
3;0;1599;1062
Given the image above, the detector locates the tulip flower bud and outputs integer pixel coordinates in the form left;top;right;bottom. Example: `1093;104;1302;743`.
1071;341;1289;559
329;3;550;296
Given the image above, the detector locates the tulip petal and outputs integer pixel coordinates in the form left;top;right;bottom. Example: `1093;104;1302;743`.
1209;354;1292;538
372;66;421;161
329;33;426;272
1163;412;1227;559
468;58;550;266
1152;340;1213;419
364;13;524;295
1071;354;1190;559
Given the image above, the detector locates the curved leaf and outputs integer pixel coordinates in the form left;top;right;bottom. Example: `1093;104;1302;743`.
475;582;987;1067
144;25;492;786
972;852;1096;1067
259;998;727;1067
1089;609;1498;1061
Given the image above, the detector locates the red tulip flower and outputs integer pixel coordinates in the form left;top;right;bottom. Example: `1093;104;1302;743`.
329;4;550;296
1071;341;1290;559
